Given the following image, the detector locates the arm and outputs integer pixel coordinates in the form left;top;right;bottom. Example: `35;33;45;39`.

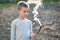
30;21;36;38
11;21;16;40
30;22;33;37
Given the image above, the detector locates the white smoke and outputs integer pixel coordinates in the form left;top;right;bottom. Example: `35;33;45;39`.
27;0;43;26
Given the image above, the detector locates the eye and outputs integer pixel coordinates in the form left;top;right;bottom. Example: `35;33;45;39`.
24;11;28;13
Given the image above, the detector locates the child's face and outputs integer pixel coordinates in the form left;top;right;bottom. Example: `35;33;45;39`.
17;7;29;18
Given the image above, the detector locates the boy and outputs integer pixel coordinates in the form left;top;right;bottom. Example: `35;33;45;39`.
11;1;36;40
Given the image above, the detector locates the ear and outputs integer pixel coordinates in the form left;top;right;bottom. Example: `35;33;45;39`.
16;10;19;15
17;9;19;12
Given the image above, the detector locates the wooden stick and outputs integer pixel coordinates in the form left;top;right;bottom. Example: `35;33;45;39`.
36;25;44;34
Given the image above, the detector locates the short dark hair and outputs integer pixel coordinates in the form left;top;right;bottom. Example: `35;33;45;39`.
17;1;29;10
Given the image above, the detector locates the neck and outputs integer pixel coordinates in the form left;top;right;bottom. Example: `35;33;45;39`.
18;16;26;20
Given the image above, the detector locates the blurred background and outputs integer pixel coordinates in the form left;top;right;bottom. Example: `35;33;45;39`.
0;0;60;40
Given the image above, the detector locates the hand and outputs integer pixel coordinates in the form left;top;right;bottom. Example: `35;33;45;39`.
31;33;37;38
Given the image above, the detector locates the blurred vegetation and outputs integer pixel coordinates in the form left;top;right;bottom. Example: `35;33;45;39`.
0;0;60;4
42;0;60;5
0;0;60;7
0;0;27;4
0;0;27;7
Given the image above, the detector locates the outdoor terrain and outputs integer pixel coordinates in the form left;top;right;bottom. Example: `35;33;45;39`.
0;4;60;40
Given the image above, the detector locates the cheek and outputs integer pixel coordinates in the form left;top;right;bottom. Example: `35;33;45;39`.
18;11;23;15
20;13;25;16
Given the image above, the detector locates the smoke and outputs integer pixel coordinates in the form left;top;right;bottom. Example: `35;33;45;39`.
27;0;43;26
